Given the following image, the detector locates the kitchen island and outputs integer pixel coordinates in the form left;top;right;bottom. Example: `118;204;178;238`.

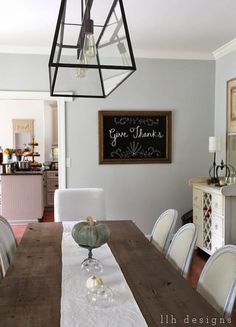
0;172;44;224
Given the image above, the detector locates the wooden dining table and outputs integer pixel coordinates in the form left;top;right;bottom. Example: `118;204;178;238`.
0;221;233;327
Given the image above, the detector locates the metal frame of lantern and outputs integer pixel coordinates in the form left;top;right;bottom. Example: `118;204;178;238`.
48;0;136;98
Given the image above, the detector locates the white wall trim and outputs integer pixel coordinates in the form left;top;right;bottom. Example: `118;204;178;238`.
134;49;215;61
0;91;73;101
1;40;236;61
0;45;50;55
0;91;72;189
0;45;215;61
57;99;66;189
213;38;236;60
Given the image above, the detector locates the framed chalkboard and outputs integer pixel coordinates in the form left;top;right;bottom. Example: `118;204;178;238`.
99;110;172;164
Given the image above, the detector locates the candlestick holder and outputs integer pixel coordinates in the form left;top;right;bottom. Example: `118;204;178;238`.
208;136;221;184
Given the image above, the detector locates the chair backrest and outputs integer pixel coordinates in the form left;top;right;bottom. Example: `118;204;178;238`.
165;223;197;278
54;188;106;222
0;243;10;279
0;216;17;264
150;209;178;254
197;244;236;318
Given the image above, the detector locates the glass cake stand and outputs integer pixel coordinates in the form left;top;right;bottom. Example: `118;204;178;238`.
80;245;103;276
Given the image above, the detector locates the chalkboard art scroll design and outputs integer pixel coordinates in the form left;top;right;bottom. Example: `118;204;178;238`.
99;111;172;164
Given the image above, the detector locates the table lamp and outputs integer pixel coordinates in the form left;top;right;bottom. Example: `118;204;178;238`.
209;136;221;183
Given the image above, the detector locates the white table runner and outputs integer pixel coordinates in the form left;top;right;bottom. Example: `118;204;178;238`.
61;222;148;327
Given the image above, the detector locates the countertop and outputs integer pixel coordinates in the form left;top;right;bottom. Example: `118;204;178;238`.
0;171;43;175
0;168;58;176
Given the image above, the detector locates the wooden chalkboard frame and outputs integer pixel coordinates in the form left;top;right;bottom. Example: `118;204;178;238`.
99;110;172;164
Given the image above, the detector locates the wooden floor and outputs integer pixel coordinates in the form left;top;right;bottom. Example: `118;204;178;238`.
12;209;54;243
11;211;236;325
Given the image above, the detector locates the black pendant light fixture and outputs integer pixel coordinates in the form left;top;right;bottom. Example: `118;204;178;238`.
48;0;136;98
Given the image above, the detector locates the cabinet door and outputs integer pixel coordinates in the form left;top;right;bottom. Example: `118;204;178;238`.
193;188;202;208
47;171;58;179
47;179;59;192
193;208;203;248
43;177;47;208
45;171;59;207
47;192;55;206
193;207;202;225
212;214;224;238
195;223;203;248
212;193;224;216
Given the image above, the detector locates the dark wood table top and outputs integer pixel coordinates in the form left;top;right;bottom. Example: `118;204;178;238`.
0;221;232;327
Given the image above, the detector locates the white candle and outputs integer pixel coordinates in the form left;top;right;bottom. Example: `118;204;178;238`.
209;136;221;153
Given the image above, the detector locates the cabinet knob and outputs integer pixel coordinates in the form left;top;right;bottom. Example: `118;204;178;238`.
214;202;218;208
194;196;198;201
215;224;218;230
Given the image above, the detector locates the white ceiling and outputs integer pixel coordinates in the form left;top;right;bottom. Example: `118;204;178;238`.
0;0;236;59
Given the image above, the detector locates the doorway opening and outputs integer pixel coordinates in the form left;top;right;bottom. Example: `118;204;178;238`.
0;91;71;189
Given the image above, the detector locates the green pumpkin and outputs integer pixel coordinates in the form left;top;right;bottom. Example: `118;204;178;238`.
72;216;110;248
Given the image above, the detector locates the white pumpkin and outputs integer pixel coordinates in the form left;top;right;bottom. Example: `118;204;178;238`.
86;275;104;290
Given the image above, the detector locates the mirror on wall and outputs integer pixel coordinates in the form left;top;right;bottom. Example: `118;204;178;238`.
12;119;34;149
227;134;236;169
226;78;236;171
14;132;31;149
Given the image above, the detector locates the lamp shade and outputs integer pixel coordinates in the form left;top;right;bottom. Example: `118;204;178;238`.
209;136;221;153
48;0;136;98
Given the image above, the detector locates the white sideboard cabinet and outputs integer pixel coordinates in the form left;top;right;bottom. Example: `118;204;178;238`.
190;178;236;255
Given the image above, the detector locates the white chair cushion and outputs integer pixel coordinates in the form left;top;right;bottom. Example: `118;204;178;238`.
0;243;10;278
166;223;197;278
151;209;178;254
0;219;17;264
152;214;173;251
197;245;236;317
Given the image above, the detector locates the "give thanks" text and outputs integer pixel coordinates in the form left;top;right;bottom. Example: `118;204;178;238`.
109;125;164;147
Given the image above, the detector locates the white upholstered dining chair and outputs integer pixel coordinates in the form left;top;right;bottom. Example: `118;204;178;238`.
150;209;178;254
0;243;10;279
197;244;236;318
54;188;106;222
0;216;17;265
165;223;197;278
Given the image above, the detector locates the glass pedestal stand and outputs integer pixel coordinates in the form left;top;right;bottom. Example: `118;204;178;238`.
80;245;103;275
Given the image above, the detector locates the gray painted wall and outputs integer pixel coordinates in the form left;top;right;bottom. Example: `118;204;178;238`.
0;54;215;233
215;50;236;162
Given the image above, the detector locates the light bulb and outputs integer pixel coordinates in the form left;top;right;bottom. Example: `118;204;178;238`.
83;33;96;58
83;19;96;58
75;49;88;78
121;52;130;66
117;42;130;66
